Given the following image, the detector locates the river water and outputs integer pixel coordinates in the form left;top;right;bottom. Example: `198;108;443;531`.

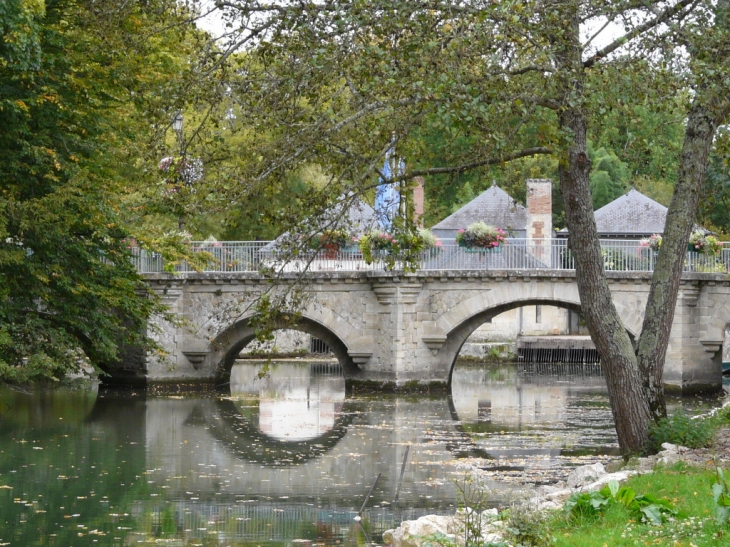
0;361;724;546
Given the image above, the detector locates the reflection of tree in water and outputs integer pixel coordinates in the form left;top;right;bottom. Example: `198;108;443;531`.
0;389;149;545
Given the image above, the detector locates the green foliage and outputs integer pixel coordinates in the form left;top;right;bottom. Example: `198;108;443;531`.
600;247;647;271
712;467;730;525
689;231;722;255
712;467;730;524
0;0;206;382
553;467;725;547
565;480;677;525
451;475;496;547
312;229;354;251
359;227;426;269
589;146;629;209
503;505;552;547
699;155;730;235
648;411;717;453
418;228;440;249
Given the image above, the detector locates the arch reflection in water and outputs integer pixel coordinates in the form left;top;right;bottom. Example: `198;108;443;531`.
450;363;619;465
230;360;346;441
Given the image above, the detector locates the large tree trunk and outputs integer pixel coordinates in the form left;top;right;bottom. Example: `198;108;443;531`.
554;1;651;455
636;104;720;419
636;0;730;420
558;107;652;455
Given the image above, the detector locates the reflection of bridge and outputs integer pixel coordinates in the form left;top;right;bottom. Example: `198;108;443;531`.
125;241;730;393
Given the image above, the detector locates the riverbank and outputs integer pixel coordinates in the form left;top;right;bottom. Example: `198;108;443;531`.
384;403;730;547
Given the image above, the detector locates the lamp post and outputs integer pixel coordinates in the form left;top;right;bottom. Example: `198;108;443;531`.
172;112;185;230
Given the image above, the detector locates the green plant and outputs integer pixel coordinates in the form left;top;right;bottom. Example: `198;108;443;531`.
640;234;663;251
418;228;441;250
712;467;730;525
648;410;717;452
565;480;677;525
313;229;353;251
359;228;426;265
504;505;552;547
453;475;493;547
456;222;506;249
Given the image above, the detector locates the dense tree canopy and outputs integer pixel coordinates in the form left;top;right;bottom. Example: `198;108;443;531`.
0;0;210;382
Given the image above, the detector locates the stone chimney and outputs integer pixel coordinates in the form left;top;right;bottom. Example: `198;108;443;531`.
413;176;425;227
526;179;552;262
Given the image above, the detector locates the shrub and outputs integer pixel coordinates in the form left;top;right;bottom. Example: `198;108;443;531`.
504;505;552;546
648;410;717;452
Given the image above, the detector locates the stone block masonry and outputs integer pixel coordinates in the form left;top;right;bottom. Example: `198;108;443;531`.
124;270;728;393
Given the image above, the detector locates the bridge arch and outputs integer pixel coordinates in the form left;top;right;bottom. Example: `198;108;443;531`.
210;307;363;381
432;284;644;382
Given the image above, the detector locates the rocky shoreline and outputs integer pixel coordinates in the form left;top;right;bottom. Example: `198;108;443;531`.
384;419;730;547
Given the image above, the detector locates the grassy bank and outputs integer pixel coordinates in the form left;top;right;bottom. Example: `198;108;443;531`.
501;405;730;546
546;464;727;546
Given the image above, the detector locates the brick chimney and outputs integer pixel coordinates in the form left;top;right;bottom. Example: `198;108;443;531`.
526;179;552;261
412;176;425;227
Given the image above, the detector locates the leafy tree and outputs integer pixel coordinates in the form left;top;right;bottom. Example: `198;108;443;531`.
0;0;208;382
589;146;630;209
698;153;730;235
205;0;730;454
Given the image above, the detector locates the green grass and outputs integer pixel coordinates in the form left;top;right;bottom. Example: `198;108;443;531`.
546;464;729;547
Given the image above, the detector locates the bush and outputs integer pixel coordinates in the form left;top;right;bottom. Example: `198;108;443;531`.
504;505;552;547
648;411;717;452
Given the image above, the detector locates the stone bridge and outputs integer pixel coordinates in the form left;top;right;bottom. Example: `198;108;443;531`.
126;269;730;393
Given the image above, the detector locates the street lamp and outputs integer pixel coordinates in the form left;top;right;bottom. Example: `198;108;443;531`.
172;112;184;150
172;112;185;230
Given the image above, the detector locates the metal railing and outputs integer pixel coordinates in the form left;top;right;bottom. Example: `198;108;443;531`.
131;239;730;274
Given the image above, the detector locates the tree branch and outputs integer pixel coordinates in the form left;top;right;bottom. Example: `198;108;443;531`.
583;0;697;68
405;147;553;178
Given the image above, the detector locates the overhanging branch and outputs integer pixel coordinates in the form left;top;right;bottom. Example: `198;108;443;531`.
405;147;553;178
583;0;697;68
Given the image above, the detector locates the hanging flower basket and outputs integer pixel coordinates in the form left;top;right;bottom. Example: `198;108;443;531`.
456;222;506;251
311;229;352;259
640;234;662;252
688;231;721;255
418;228;442;257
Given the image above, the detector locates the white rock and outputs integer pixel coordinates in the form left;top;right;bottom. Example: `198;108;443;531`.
382;515;457;547
581;471;636;492
566;463;607;489
383;512;506;547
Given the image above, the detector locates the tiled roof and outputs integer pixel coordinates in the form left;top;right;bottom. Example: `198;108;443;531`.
593;188;667;234
263;195;379;250
431;184;526;231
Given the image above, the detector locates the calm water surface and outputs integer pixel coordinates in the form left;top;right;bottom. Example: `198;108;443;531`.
0;361;724;546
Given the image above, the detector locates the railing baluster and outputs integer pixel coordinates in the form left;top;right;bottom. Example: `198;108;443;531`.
132;239;730;274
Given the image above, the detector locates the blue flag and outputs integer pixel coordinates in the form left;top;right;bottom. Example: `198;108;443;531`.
374;151;403;231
